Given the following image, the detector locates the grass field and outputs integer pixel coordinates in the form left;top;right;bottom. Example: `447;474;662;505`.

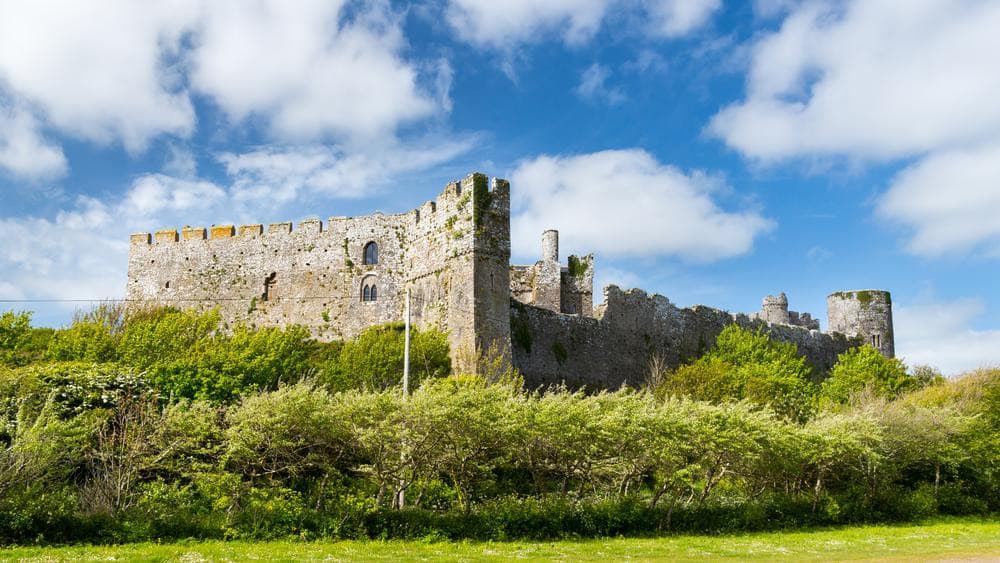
2;518;998;562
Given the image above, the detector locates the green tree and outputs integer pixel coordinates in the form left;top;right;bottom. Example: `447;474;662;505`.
661;325;817;421
822;345;911;405
328;323;450;391
0;311;32;367
226;382;349;482
45;303;126;363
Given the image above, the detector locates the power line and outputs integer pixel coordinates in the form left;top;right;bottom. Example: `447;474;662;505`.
0;296;358;303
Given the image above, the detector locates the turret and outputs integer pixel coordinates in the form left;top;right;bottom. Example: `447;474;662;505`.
827;290;894;357
761;292;790;325
542;229;559;263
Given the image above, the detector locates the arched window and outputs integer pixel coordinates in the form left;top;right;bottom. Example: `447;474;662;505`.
363;285;371;302
370;284;377;301
363;241;378;265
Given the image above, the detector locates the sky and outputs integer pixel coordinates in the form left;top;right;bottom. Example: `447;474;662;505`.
1;0;998;375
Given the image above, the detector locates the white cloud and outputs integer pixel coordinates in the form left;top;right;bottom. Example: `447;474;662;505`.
709;1;1000;161
445;0;719;50
0;197;127;305
0;1;450;172
708;0;1000;257
0;105;67;179
593;266;644;295
510;149;774;262
162;144;199;179
575;63;627;105
753;0;798;19
446;0;609;49
644;0;721;38
191;0;439;141
220;136;477;206
624;49;669;75
878;143;1000;258
0;0;197;152
895;298;1000;376
121;174;227;219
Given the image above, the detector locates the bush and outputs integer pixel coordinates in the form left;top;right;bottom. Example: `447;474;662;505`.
822;345;912;405
326;323;450;392
225;382;349;481
0;311;37;367
661;326;816;421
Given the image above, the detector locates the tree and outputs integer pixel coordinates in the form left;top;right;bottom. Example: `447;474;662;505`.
660;325;817;421
328;323;450;392
0;311;32;367
822;345;911;405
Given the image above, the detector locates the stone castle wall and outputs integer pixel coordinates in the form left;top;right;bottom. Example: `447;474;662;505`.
511;286;859;389
129;170;892;388
127;173;512;371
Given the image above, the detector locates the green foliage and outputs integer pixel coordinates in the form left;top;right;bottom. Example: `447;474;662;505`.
661;325;817;421
41;306;318;403
566;255;588;278
1;303;997;544
0;311;53;367
3;362;147;420
0;311;32;357
149;324;315;403
225;382;349;481
326;323;450;392
822;345;912;405
471;173;492;230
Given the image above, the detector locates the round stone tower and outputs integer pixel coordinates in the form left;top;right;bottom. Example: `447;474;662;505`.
542;229;559;263
761;292;790;325
826;290;894;357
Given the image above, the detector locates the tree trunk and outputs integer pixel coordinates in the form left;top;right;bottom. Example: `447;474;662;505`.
811;474;823;515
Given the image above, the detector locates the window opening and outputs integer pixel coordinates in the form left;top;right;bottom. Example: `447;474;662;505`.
263;272;277;301
363;241;378;265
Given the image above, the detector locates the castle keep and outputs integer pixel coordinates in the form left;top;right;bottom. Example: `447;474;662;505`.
128;172;894;387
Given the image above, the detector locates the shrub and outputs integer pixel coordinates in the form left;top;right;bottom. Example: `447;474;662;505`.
225;382;349;481
326;323;450;392
0;311;35;367
661;325;816;421
822;345;913;405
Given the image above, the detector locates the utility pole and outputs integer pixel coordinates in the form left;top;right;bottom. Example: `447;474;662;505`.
398;287;411;508
403;287;411;397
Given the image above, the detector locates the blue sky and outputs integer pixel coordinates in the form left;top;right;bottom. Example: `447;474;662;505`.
1;0;998;374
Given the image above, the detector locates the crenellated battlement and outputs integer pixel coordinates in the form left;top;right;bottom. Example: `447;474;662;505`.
130;172;511;249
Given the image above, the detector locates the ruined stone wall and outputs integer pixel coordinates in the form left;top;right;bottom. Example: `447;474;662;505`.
751;292;820;330
512;286;858;390
827;290;894;357
560;254;593;317
510;231;594;318
127;173;512;371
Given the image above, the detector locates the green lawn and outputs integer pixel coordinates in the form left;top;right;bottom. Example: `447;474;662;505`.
2;518;998;562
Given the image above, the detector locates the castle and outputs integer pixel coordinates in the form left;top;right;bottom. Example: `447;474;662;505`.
127;173;894;387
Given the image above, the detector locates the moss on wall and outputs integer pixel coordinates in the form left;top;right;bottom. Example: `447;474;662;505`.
472;174;492;230
551;341;568;365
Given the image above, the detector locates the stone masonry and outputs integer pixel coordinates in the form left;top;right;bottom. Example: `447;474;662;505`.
128;172;895;388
